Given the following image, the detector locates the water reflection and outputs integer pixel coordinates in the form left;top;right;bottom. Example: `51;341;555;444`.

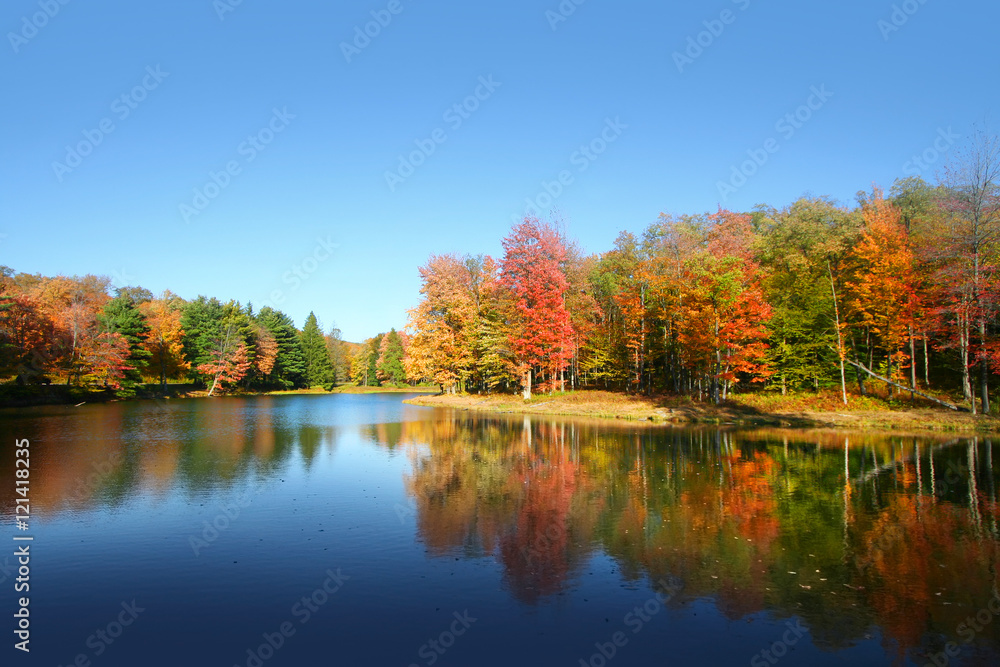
2;398;998;665
369;416;1000;664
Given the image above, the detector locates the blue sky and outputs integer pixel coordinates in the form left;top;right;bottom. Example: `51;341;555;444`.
3;0;998;342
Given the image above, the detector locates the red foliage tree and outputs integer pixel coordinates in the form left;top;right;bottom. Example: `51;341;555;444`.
500;217;576;398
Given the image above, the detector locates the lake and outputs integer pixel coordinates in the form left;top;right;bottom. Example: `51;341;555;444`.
1;393;998;666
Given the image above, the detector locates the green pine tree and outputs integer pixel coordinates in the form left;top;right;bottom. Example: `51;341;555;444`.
300;312;335;387
98;292;152;394
257;307;307;389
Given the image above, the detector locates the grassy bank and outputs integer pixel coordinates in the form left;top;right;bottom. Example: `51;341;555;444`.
403;389;1000;433
327;385;439;394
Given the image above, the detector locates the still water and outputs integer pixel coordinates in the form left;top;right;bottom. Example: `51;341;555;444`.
1;393;998;666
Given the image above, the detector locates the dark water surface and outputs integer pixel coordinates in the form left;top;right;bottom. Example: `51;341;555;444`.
1;393;998;666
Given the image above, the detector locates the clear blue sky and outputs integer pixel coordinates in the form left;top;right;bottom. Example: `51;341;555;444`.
3;0;997;342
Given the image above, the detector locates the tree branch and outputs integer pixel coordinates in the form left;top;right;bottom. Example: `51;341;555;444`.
837;353;962;411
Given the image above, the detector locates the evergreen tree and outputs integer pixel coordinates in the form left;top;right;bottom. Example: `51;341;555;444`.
181;296;226;380
301;312;335;387
367;334;383;386
257;306;307;389
97;293;152;394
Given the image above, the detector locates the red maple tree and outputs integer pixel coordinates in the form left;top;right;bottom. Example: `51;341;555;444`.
500;217;576;398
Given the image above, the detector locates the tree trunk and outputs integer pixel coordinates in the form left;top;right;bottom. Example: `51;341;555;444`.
841;356;961;410
160;344;167;393
923;333;929;387
850;334;867;396
523;368;532;400
961;313;974;411
828;262;848;405
980;319;991;414
909;326;916;403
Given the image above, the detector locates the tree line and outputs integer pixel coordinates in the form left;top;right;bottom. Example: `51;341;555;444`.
0;275;359;396
404;129;1000;409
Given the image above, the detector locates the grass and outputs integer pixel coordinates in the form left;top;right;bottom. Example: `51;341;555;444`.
404;388;1000;433
329;384;439;394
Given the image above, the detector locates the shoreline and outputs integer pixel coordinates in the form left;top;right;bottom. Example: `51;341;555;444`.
0;384;439;409
403;391;1000;433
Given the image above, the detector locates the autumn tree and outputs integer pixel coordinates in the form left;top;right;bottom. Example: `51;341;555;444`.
138;292;189;390
500;217;575;398
680;210;772;403
404;255;478;392
97;292;151;394
939;127;1000;412
78;332;133;389
847;188;920;397
197;324;252;396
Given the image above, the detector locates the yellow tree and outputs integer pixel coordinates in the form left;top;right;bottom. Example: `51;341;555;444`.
138;292;189;390
404;254;478;392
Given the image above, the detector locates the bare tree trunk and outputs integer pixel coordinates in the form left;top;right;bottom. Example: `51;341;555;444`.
980;319;991;414
961;312;975;412
909;326;917;403
923;332;930;387
828;262;848;405
523;368;532;400
842;356;961;410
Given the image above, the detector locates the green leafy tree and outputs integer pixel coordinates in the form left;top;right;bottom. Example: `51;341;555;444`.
755;198;861;393
376;328;407;385
326;324;350;384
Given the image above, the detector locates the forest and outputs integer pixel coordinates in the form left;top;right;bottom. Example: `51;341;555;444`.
404;131;1000;412
0;271;412;397
3;130;997;411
